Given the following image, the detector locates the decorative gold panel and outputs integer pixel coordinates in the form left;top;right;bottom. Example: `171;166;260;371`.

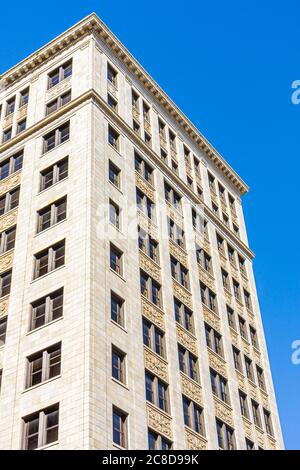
241;337;251;356
0;209;18;233
202;304;221;331
248;381;259;400
203;237;210;254
0;171;21;198
242;417;253;439
229;262;239;278
180;373;203;405
267;436;277;450
141;296;165;330
144;119;151;134
235;299;245;316
0;250;14;274
169;239;188;267
185;427;207;450
135;172;155;201
176;323;198;355
224;288;233;305
260;389;270;410
159;136;168;152
230;327;239;348
17;104;28;121
213;396;234;427
137;210;158;240
144;346;168;382
253;347;262;365
172;279;192;309
133;108;140;122
255;426;265;448
0;295;9;319
166;203;183;229
139;251;160;283
236;370;246;392
2;114;13;129
198;265;215;290
46;76;72;101
247;310;256;324
208;349;227;378
147;403;172;439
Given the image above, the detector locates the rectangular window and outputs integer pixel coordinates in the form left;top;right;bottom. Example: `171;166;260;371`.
174;298;193;333
34;241;65;279
37;197;67;233
196;248;212;273
239;256;247;276
210;368;229;404
107;93;118;111
238;316;248;340
109;200;121;230
216;419;236;450
227;306;236;330
0;226;16;254
145;371;169;413
109;161;121;188
0;187;20;216
30;288;63;331
205;323;223;357
239;390;250;419
245;356;255;382
164;182;181;212
182;396;205;436
138;227;159;263
140;270;162;308
48;60;72;89
256;366;266;391
246;439;255;450
168;218;185;249
221;269;230;291
148;430;172;450
40;157;68;191
3;128;12;142
108;125;120;150
200;282;217;313
112;407;127;448
17;119;26;134
251;400;262;428
135;152;153;184
136;188;155;220
46;91;71;115
0;151;23;180
178;345;199;382
233;279;241;302
232;346;243;373
143;318;165;357
112;346;126;384
110;244;123;276
23;404;59;449
170;256;189;289
26;343;61;388
107;63;118;87
20;88;29;107
227;245;236;265
0;317;7;347
43;122;70;153
244;290;252;311
263;409;274;436
250;326;259;350
0;271;12;298
6;97;15;116
111;291;124;327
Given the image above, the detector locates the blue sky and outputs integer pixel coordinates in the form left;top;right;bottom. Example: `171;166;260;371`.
1;0;299;449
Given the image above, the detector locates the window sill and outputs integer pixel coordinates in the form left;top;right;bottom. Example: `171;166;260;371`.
35;440;59;451
108;143;122;158
109;180;123;194
22;375;61;394
112;443;126;451
34;218;67;238
111;377;129;391
111;319;127;333
110;268;125;282
39;176;69;195
26;316;63;336
31;265;66;285
0;169;22;185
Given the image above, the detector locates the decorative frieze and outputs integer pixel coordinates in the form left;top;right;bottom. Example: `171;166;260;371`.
144;346;168;382
133;108;140;122
137;210;158;240
144;119;151;134
241;337;251;356
229;261;239;278
242;416;253;439
139;251;160;283
166;202;183;229
135;172;155;201
46;75;72;101
198;265;215;290
2;114;13;129
267;436;277;450
253;347;262;365
0;250;14;274
202;304;221;331
0;295;9;319
255;426;265;448
213;396;234;427
141;296;164;330
169;239;188;267
230;327;239;347
248;380;259;400
180;372;203;405
17;104;28;121
147;403;172;439
0;171;21;198
0;209;18;233
203;236;210;254
224;288;233;306
172;279;192;309
236;370;247;392
185;427;207;450
176;323;198;355
208;349;227;378
260;389;270;410
159;136;168;152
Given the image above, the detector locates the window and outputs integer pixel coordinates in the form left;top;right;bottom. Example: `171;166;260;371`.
196;247;212;274
20;88;29;107
107;93;118;111
244;290;252;311
169;131;176;154
109;200;121;230
132;89;139;113
23;404;59;450
256;366;266;391
216;419;236;450
233;279;241;302
168;218;185;249
109;161;121;188
200;283;217;313
0;271;11;298
208;172;216;192
251;400;262;428
48;60;72;88
228;194;236;214
0;317;7;347
108;125;119;150
37;197;67;233
178;345;199;382
26;343;61;388
174;298;193;333
0;187;20;216
164;182;181;211
135;152;153;184
227;245;236;265
30;288;63;331
148;430;172;450
233;223;240;238
34;240;65;279
239;391;250;419
160;148;167;162
210;369;229;404
194;156;201;177
17;119;26;134
244;356;255;382
250;326;259;350
221;269;230;291
227;306;236;330
143;102;150;123
246;439;255;450
182;396;205;435
263;409;274;436
232;346;243;373
140;271;162;307
133;120;140;135
192;209;208;237
205;324;223;357
218;184;225;201
110;244;123;276
0;151;23;180
0;226;16;254
3;128;12;142
6;97;15;116
145;371;169;412
144;131;152;147
170;256;189;289
136;188;155;220
158;119;166;140
43;122;70;153
138;227;159;263
112;407;127;448
46;91;71;115
111;291;124;327
216;234;225;254
238;316;248;340
143;318;165;357
222;213;229;226
40;157;68;191
239;256;246;276
107;63;117;87
112;346;126;384
212;203;219;216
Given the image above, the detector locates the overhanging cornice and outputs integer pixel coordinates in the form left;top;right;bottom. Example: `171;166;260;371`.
0;13;249;196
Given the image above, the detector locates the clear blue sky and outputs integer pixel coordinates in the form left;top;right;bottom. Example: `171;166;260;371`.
1;0;299;449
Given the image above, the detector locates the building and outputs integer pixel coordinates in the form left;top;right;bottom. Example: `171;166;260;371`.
0;13;283;450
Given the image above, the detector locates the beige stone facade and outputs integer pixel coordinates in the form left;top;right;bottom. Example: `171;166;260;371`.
0;13;283;450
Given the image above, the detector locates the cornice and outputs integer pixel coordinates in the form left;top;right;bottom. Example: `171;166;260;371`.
0;13;249;197
0;88;254;259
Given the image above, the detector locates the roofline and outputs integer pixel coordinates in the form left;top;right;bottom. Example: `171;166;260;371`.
0;12;249;196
